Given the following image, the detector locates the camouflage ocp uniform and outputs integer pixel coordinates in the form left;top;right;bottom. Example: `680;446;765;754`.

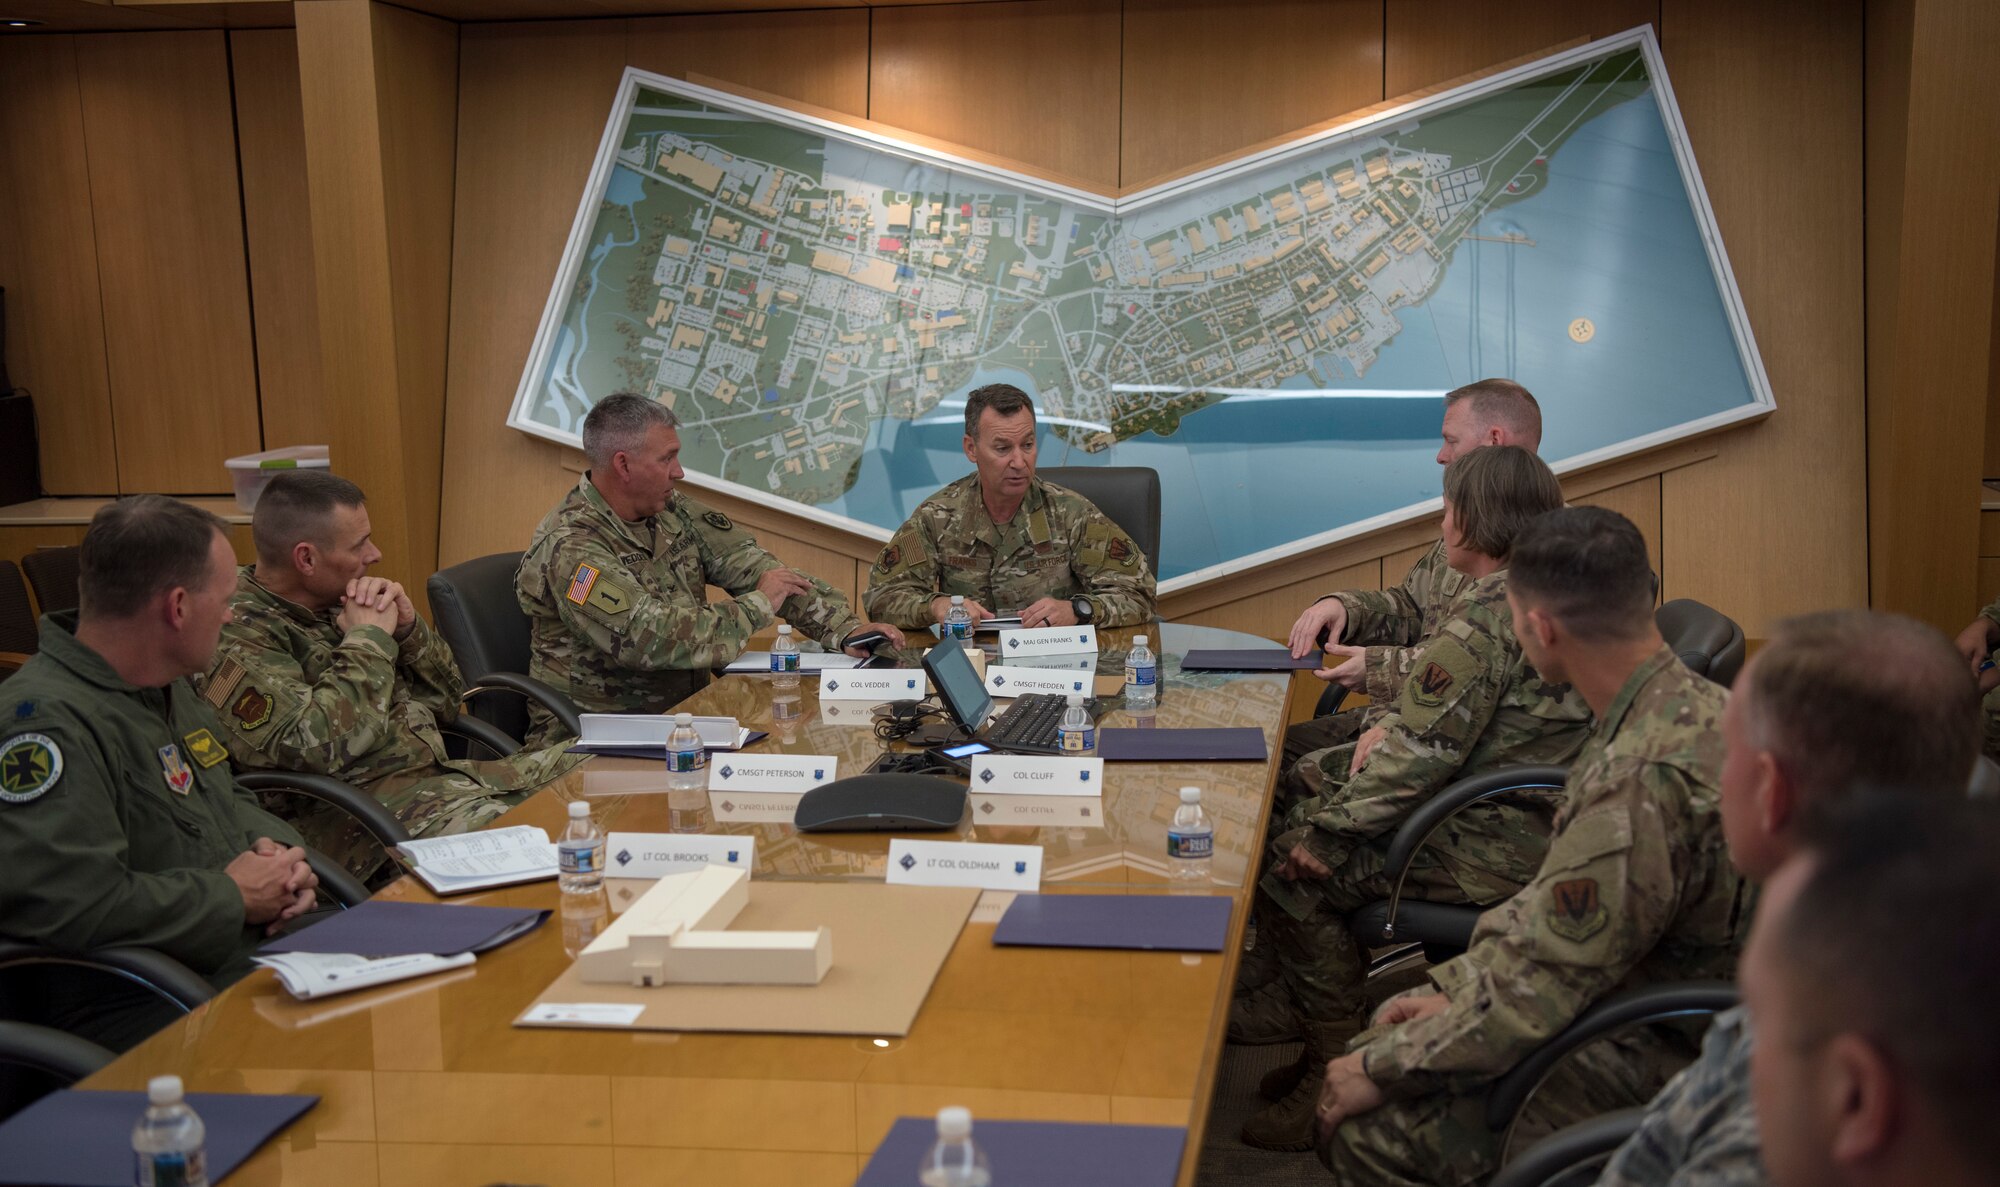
1326;645;1752;1187
1283;538;1469;769
862;474;1156;628
1592;1006;1762;1187
1257;569;1592;1031
518;476;863;743
197;568;585;877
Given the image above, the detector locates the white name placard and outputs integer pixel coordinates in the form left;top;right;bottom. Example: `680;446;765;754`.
970;754;1103;797
606;832;755;879
996;625;1098;657
707;791;800;823
887;839;1042;891
815;701;878;727
706;754;835;794
969;793;1104;827
984;667;1093;698
818;671;929;702
1006;652;1097;671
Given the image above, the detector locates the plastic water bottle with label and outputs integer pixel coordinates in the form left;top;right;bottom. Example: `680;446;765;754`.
133;1075;208;1187
1167;786;1213;885
770;624;801;690
1058;693;1095;753
666;711;706;791
1124;634;1158;709
918;1106;992;1187
558;800;605;893
944;595;973;641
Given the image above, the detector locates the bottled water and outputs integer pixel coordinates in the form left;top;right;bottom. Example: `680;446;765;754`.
770;624;801;690
666;712;706;791
558;800;604;893
133;1075;208;1187
559;888;609;958
1058;693;1095;753
918;1106;991;1187
944;595;973;641
1124;634;1158;709
1167;786;1213;885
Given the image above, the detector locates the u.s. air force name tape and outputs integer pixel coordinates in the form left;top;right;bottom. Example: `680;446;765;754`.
995;624;1098;657
969;754;1104;798
818;671;929;702
705;754;835;794
605;833;755;879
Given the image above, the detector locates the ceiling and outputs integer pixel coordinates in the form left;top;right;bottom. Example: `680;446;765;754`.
0;0;1017;33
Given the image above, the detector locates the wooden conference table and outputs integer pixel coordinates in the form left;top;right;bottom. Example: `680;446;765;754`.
84;622;1295;1186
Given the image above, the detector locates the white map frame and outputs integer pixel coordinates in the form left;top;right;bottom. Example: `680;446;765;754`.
509;25;1772;594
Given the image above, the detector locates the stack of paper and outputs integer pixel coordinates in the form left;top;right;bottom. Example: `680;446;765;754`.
254;952;476;1000
569;713;760;755
393;825;557;894
724;651;866;673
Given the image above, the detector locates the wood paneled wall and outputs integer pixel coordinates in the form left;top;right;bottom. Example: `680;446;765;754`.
0;27;323;496
439;0;1871;642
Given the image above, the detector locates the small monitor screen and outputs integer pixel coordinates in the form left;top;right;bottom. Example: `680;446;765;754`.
923;642;992;731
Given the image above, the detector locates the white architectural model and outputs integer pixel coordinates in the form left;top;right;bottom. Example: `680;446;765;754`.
576;865;831;987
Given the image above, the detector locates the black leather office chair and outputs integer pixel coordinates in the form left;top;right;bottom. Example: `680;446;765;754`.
0;561;34;679
1038;466;1163;575
0;1021;115;1120
1656;599;1745;688
235;770;409;900
19;547;80;616
426;552;582;742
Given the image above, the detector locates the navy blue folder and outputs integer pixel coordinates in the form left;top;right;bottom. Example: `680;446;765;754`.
259;900;548;958
856;1117;1186;1187
1178;649;1325;671
994;894;1232;952
1097;726;1268;761
0;1091;316;1186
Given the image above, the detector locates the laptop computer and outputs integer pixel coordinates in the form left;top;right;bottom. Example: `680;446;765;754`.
921;639;1073;755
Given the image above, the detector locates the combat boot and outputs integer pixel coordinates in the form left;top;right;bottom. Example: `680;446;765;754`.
1227;980;1303;1045
1235;919;1281;994
1239;1021;1356;1152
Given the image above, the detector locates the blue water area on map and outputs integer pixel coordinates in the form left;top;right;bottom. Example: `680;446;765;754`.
811;92;1759;583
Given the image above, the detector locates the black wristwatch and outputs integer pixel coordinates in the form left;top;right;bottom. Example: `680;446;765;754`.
1071;597;1094;624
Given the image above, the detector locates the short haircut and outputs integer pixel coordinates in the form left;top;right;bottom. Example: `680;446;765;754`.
252;471;367;565
582;392;678;467
1441;444;1564;560
1509;506;1656;640
1780;793;2000;1163
79;495;229;620
963;383;1035;440
1445;377;1542;443
1746;609;1981;806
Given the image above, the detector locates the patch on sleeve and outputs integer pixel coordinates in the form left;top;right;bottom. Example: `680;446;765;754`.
1415;662;1454;702
565;562;601;606
1399;635;1483;730
586;578;634;616
0;733;62;803
1105;536;1132;564
202;656;245;709
230;687;274;731
703;510;735;532
12;701;34;721
879;544;902;570
182;728;229;769
1547;878;1609;943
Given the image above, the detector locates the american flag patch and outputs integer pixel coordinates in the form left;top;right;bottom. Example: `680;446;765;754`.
202;657;245;709
566;563;601;605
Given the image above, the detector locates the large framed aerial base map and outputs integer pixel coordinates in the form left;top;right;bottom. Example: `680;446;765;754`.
508;27;1772;591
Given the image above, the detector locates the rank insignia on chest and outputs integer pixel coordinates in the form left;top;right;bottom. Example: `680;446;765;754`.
566;563;601;605
158;744;194;796
231;687;274;731
183;728;230;769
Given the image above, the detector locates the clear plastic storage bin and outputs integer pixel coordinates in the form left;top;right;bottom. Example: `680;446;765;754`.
224;445;330;511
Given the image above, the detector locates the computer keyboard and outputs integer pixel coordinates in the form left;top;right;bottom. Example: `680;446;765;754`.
986;693;1068;753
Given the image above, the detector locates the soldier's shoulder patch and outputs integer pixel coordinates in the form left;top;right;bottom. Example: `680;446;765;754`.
0;733;62;803
879;544;902;570
1547;878;1609;943
586;578;633;616
230;686;275;731
1400;637;1483;729
703;510;734;532
1105;536;1132;563
201;656;246;709
565;562;602;606
183;728;229;769
1416;662;1454;699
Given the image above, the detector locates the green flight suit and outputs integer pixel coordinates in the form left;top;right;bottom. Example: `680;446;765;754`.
0;613;304;1047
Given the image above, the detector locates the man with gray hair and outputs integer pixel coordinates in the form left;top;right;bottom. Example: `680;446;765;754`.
197;471;584;879
519;393;903;738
